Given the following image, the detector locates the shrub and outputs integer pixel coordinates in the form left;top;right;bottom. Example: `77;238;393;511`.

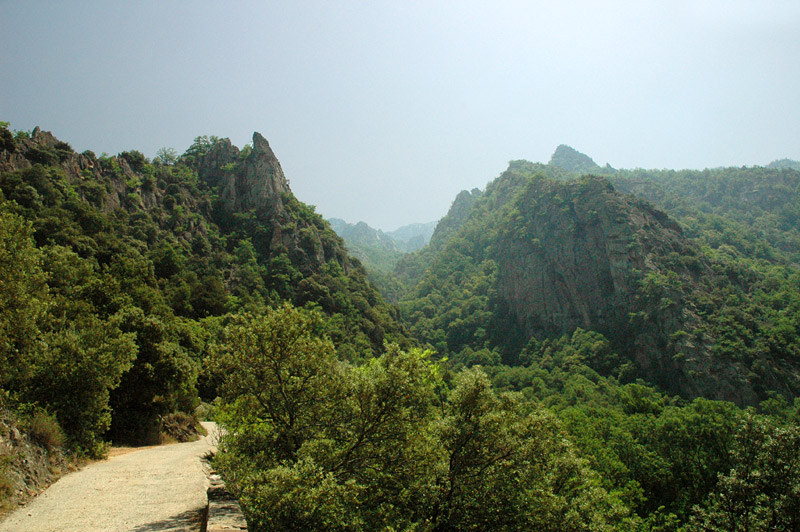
159;412;202;443
25;411;66;451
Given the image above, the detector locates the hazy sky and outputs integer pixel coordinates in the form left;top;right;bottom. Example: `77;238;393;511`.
2;1;799;230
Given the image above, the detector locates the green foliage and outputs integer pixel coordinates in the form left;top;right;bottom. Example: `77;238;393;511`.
398;158;800;405
549;144;603;174
326;218;405;274
687;414;800;531
153;147;178;166
107;307;198;444
1;127;407;458
487;336;786;527
181;135;220;163
213;305;630;531
5;127;800;530
0;204;48;389
22;409;66;451
0;396;70;512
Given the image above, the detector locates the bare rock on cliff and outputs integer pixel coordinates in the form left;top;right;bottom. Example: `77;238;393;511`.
494;175;754;402
222;133;289;213
195;132;290;215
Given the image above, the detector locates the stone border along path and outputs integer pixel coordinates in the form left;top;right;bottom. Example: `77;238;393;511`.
203;460;248;532
0;422;247;531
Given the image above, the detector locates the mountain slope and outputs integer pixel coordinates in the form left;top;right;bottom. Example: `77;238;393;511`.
0;124;407;450
387;221;436;252
398;160;800;404
549;144;601;173
327;217;403;272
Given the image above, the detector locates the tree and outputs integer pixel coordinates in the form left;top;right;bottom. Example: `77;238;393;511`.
211;305;433;530
212;307;630;531
687;414;800;532
108;306;198;444
428;368;629;532
0;204;48;390
153;147;178;166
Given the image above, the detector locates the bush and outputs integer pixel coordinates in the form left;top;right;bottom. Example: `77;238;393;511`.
194;401;216;421
25;411;66;451
159;412;203;443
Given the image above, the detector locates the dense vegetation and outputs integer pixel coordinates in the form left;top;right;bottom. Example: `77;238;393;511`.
386;149;800;530
396;158;800;401
327;218;436;303
2;127;799;531
211;304;800;531
0;124;405;459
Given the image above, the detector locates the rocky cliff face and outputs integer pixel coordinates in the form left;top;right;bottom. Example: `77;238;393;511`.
0;127;172;215
402;162;760;403
195;132;290;214
0;125;402;353
548;144;600;173
497;177;683;335
191;133;351;275
494;175;728;397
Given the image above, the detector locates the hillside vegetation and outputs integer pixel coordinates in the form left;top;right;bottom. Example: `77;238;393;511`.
387;149;800;530
2;129;799;531
0;125;406;455
398;152;800;404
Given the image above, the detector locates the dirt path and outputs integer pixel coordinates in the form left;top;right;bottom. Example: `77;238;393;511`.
0;422;219;532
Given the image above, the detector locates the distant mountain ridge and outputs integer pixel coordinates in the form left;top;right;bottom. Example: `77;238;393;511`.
768;158;800;171
387;221;436;252
550;144;798;174
327;218;436;273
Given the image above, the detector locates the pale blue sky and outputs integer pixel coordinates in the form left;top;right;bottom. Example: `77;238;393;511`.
2;1;799;230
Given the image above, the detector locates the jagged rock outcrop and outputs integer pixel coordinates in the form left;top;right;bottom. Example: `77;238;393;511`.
221;133;289;213
187;133;353;274
0;124;403;356
498;177;684;334
194;132;289;214
549;144;601;174
428;188;482;248
0;127;145;213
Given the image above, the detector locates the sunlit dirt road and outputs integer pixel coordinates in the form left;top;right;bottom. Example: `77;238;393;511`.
0;422;219;532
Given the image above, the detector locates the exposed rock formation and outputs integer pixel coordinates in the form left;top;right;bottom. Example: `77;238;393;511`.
403;162;760;403
493;175;727;397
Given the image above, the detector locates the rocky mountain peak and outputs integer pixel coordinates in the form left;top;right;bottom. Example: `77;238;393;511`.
206;132;290;213
549;145;601;173
251;132;275;159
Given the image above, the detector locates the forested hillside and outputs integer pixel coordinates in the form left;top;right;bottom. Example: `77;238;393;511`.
0;124;407;459
327;218;404;273
387;152;800;530
2;128;799;531
398;154;800;404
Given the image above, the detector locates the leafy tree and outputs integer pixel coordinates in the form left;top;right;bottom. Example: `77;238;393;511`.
108;307;198;443
687;414;800;532
212;305;631;531
428;368;629;532
153;147;178;166
0;203;48;389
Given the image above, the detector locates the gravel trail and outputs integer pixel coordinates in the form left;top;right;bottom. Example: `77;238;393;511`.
0;422;219;532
